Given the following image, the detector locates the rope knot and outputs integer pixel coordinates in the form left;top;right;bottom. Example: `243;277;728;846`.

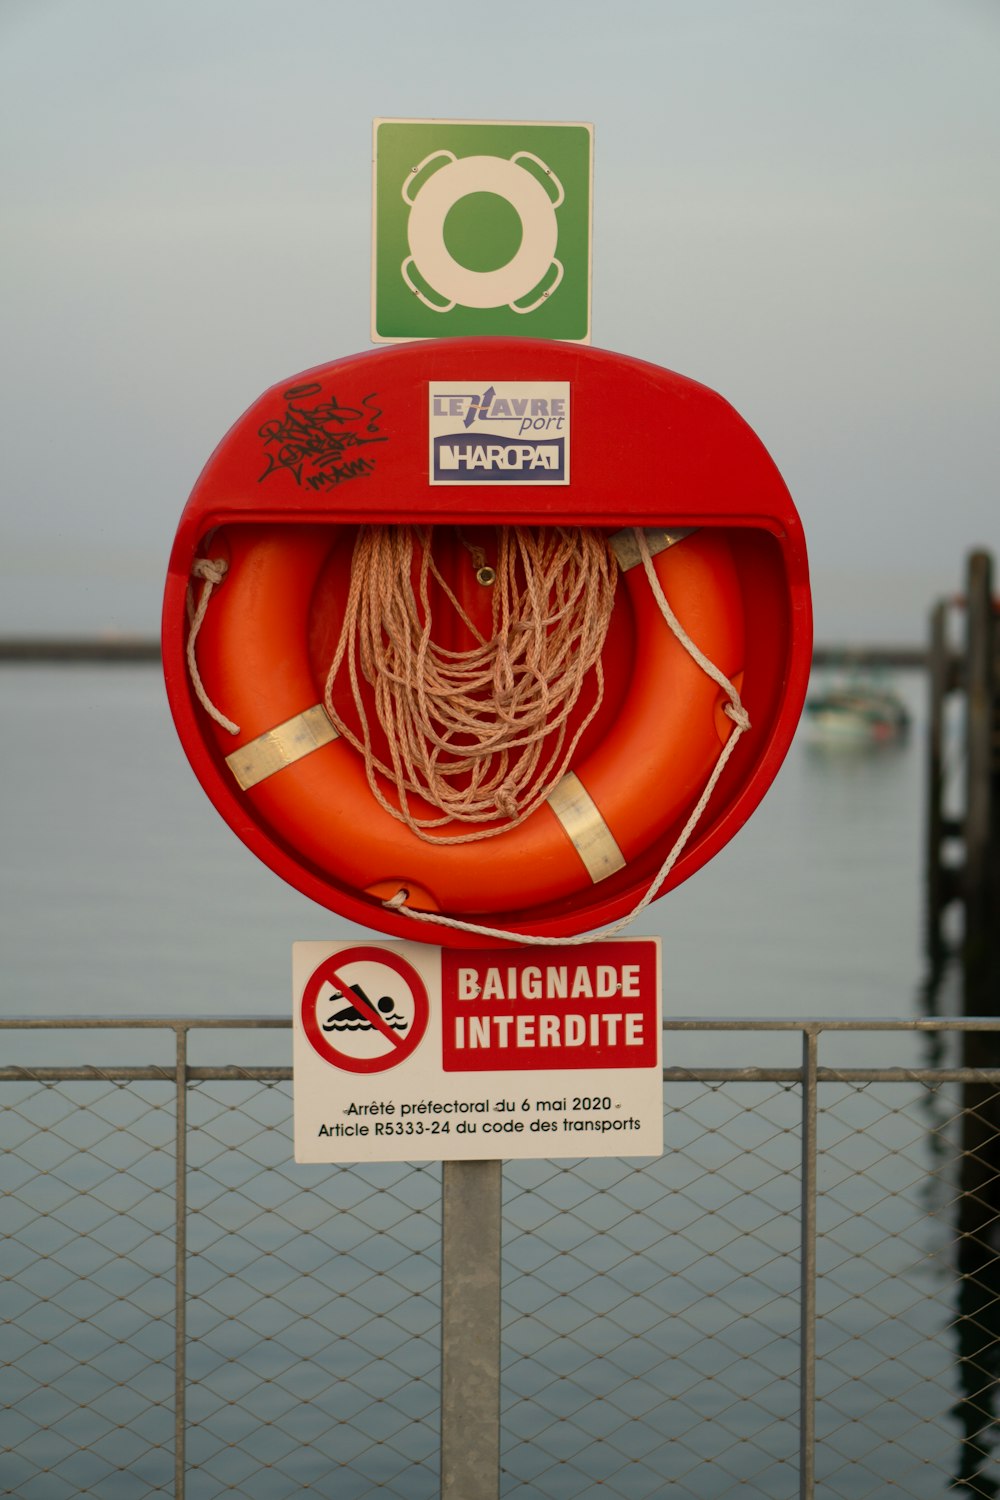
186;556;240;736
495;786;519;820
724;701;751;733
192;557;228;587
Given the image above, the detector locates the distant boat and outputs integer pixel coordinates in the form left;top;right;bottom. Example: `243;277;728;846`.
803;672;911;746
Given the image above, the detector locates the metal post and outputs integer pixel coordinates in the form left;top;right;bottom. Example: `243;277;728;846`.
799;1029;818;1500
174;1026;188;1500
440;1160;501;1500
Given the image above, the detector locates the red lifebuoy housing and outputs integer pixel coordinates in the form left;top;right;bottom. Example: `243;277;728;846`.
163;338;811;946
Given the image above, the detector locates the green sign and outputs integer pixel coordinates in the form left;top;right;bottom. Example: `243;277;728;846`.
372;119;592;344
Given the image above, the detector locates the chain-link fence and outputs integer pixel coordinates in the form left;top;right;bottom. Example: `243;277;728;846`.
3;1017;1000;1499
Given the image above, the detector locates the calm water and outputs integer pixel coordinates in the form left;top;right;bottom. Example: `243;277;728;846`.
0;663;930;1032
3;665;994;1498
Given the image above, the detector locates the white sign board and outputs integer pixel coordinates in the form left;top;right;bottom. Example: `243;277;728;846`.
293;939;663;1163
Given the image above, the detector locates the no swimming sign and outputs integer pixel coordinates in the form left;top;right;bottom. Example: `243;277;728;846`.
293;939;663;1163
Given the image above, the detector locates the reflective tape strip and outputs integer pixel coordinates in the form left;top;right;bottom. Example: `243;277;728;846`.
225;704;339;791
610;526;695;571
547;772;626;884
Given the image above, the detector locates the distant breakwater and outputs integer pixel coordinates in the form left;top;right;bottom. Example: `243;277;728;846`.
0;637;930;668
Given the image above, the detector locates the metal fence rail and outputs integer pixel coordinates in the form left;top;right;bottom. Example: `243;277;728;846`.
3;1016;1000;1499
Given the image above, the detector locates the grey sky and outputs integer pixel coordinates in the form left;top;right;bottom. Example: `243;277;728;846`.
2;0;997;643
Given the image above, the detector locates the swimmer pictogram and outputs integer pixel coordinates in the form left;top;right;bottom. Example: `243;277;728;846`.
323;983;409;1034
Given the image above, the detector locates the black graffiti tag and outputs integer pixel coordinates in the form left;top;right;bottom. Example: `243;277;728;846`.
258;384;386;490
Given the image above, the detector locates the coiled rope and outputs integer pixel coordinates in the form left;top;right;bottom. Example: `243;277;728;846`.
322;525;618;842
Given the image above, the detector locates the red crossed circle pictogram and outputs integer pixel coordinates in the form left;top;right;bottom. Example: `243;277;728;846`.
300;946;429;1074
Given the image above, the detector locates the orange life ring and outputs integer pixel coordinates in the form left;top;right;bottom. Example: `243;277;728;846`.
191;524;745;920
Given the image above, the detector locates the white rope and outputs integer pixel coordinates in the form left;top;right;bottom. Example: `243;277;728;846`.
185;558;240;736
322;525;617;842
383;527;751;946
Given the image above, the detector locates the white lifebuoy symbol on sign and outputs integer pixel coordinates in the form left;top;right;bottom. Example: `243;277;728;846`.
401;151;564;313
